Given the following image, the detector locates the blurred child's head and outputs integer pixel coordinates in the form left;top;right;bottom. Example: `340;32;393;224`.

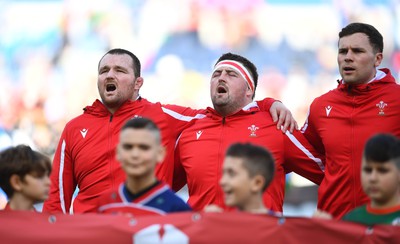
0;145;51;203
361;133;400;206
220;143;275;210
117;117;165;179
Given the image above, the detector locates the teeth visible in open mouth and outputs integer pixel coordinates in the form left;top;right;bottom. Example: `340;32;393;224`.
106;84;116;92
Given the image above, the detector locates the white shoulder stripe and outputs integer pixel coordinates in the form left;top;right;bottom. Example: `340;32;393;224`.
161;107;206;122
59;140;66;214
285;131;325;172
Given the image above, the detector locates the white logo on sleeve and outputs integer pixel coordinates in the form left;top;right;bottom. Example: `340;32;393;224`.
325;106;332;117
196;131;203;140
80;129;88;138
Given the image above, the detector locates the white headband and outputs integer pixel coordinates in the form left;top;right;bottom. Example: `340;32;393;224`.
213;60;255;92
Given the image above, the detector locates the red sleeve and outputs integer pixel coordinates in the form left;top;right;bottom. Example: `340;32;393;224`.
256;98;276;112
161;104;206;138
301;102;325;155
43;128;76;214
283;130;325;185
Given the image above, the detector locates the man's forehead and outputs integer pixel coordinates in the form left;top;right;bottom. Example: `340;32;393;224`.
339;33;371;46
100;54;132;66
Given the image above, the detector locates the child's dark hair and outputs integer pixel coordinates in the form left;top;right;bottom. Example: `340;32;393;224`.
0;145;51;198
225;143;275;191
121;117;161;143
363;133;400;168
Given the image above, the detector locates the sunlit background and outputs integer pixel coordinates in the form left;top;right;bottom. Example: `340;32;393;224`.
0;0;399;215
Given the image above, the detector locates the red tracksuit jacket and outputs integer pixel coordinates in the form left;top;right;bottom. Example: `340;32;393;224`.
43;98;202;213
301;68;400;219
173;102;325;212
43;97;275;214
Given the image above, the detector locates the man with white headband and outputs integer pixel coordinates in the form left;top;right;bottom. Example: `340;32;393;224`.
173;52;325;213
43;49;296;214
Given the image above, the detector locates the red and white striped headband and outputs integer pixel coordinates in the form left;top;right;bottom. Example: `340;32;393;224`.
213;60;255;92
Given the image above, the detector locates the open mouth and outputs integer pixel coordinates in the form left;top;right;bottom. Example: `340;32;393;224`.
217;86;227;94
343;67;355;71
106;84;116;92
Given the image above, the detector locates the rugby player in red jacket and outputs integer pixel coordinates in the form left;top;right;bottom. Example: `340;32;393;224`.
302;23;400;219
43;48;295;214
173;53;325;213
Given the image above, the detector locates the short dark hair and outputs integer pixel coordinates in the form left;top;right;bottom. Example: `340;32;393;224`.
363;133;400;168
98;48;141;77
339;23;383;53
225;143;275;191
121;117;161;144
0;145;51;198
215;52;259;99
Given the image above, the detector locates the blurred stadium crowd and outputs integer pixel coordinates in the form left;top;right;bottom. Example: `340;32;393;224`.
0;0;399;214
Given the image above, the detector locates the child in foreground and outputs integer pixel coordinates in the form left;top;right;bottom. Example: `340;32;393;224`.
96;117;191;216
341;133;400;226
0;145;51;211
205;142;279;216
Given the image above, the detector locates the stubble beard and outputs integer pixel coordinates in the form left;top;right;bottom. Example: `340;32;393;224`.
101;92;125;111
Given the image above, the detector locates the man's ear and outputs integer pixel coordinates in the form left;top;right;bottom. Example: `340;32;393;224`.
246;87;254;99
9;174;23;192
134;77;144;90
251;175;265;193
374;52;383;67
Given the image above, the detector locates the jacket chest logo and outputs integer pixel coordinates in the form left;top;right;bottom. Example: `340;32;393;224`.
325;105;332;117
248;125;259;137
80;128;88;138
376;101;387;116
196;130;203;140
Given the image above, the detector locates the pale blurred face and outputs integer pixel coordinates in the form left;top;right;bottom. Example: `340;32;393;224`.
210;66;253;116
20;173;51;203
338;33;382;85
98;54;141;113
361;158;400;207
117;128;164;180
220;156;254;209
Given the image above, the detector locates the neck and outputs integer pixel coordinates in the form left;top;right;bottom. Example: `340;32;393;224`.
126;175;157;194
214;99;253;117
240;195;268;214
8;194;36;211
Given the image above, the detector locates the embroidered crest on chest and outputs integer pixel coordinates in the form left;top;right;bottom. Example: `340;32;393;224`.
248;125;259;137
376;100;387;116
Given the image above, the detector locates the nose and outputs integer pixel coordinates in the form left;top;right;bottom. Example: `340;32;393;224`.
368;170;378;181
219;70;229;81
130;147;140;157
106;69;116;79
344;51;353;62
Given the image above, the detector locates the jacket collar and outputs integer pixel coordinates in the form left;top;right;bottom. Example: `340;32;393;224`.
83;97;147;117
206;101;260;118
337;68;396;93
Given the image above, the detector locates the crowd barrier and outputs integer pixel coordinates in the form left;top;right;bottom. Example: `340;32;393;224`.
1;211;398;243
